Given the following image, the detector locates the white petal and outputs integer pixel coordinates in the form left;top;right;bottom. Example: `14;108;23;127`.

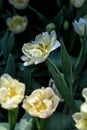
35;55;48;64
51;41;60;51
21;55;29;61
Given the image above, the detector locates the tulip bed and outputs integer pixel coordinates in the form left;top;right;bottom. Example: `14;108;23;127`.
0;0;87;130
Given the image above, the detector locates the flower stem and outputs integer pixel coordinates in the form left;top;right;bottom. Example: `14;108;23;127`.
35;117;41;130
8;108;18;130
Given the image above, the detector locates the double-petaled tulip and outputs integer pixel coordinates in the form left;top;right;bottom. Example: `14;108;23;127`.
6;15;28;34
73;17;87;36
70;0;85;8
0;74;25;110
21;30;60;66
72;88;87;130
22;87;59;118
9;0;30;10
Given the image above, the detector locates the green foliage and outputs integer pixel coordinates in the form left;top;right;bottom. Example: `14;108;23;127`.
47;112;74;130
0;0;87;130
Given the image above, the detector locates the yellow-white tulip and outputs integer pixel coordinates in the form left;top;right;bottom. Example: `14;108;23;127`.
22;87;59;118
6;15;28;34
72;88;87;130
70;0;85;8
21;30;60;66
0;74;25;110
72;112;87;130
9;0;30;10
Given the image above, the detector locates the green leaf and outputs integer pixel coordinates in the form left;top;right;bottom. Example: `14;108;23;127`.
16;119;33;130
47;112;74;130
61;39;72;87
0;126;8;130
79;69;87;90
0;123;8;130
72;36;87;83
46;58;78;113
4;32;15;60
4;54;16;77
0;31;9;56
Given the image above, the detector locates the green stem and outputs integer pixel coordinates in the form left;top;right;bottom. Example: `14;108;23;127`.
8;110;15;130
8;108;18;130
35;118;41;130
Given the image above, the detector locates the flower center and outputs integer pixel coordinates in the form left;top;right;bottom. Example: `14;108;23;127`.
7;87;17;98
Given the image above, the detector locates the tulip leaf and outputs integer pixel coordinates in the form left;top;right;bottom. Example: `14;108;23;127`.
61;39;72;87
4;32;15;60
46;58;78;113
73;36;87;83
4;54;16;77
0;123;8;130
47;112;74;130
16;119;33;130
0;31;9;56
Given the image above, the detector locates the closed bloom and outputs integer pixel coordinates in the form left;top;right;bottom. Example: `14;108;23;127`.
73;18;87;36
0;74;25;110
9;0;30;10
22;87;59;118
70;0;85;8
6;15;28;34
21;30;60;66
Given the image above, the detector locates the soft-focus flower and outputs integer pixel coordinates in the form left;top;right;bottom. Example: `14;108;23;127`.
21;30;60;66
70;0;85;8
6;15;28;34
9;0;30;10
22;87;59;118
73;18;87;36
72;112;87;130
72;88;87;130
0;74;25;110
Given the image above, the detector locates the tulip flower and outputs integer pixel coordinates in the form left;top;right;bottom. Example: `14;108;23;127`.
70;0;85;8
0;74;25;110
22;87;59;118
73;18;87;36
72;88;87;130
9;0;30;10
6;15;28;34
21;30;60;66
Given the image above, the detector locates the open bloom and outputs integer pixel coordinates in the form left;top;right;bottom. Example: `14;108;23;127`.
72;88;87;130
72;112;87;130
70;0;85;8
21;30;60;66
0;74;25;110
73;18;87;36
22;87;59;118
6;15;28;34
9;0;30;10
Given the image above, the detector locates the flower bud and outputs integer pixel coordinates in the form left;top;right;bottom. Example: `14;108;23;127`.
46;23;55;33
